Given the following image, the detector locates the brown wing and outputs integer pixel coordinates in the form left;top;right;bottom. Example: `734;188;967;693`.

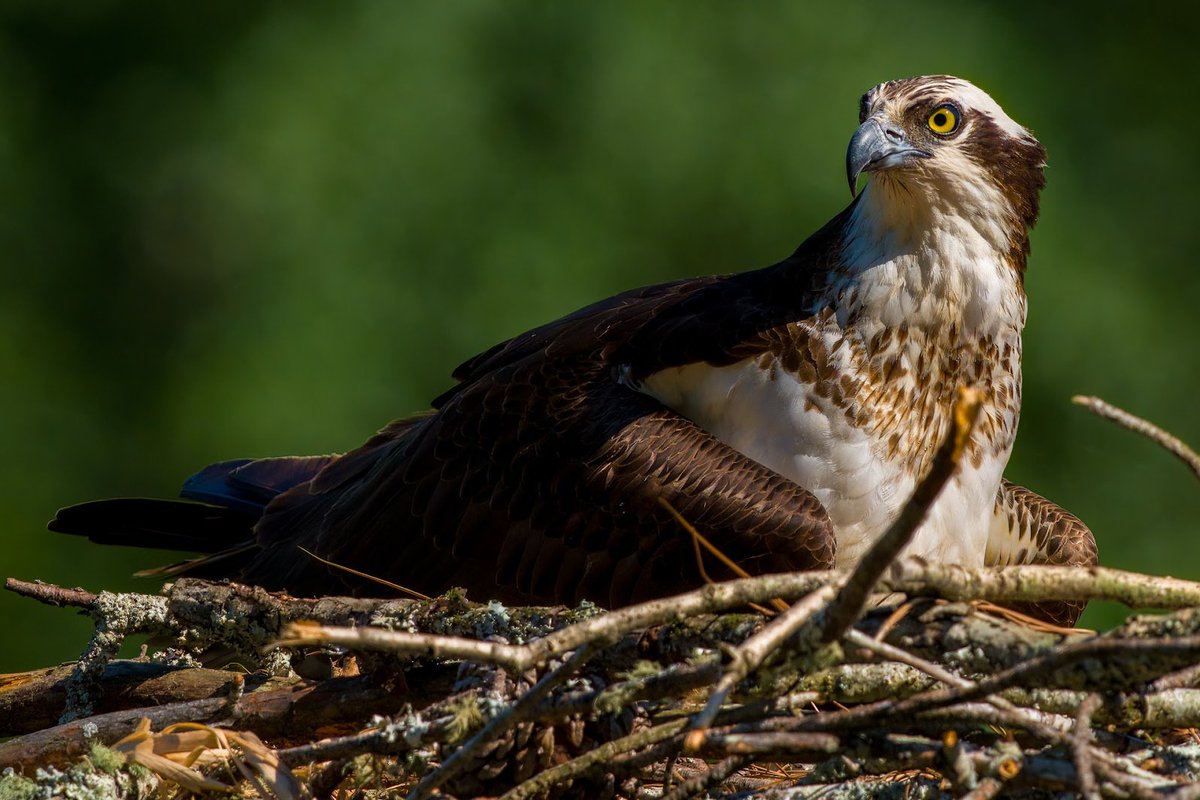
244;353;835;606
239;210;859;603
986;479;1099;625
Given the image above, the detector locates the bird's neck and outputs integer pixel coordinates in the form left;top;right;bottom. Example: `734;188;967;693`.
832;179;1028;337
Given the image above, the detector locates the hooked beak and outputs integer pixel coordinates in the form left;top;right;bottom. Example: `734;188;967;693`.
846;119;931;196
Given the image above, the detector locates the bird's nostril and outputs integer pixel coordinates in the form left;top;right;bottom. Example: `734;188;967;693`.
884;126;905;142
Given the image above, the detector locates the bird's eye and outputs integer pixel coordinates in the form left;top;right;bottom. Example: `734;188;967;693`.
927;104;960;135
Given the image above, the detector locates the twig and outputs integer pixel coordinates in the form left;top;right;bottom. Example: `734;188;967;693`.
1072;693;1103;800
889;634;1200;716
659;495;787;614
1150;661;1200;691
661;751;680;795
4;578;98;609
844;628;969;690
1074;394;1200;482
696;731;840;759
775;632;1200;747
1091;760;1178;800
408;644;597;800
997;686;1200;729
277;712;452;766
888;562;1200;609
276;620;531;672
295;545;432;600
606;738;683;782
499;718;691;800
538;660;722;719
843;629;1081;732
682;585;837;748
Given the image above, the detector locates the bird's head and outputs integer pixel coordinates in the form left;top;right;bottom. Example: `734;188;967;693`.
847;76;1046;235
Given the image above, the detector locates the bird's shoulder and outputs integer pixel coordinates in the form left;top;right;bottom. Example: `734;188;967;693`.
437;206;851;407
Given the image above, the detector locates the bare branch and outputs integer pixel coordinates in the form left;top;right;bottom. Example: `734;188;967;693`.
275;620;531;672
1074;394;1200;483
1072;693;1103;800
4;578;98;609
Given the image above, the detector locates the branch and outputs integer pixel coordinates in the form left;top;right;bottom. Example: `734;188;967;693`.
1074;394;1200;483
499;718;691;800
276;620;531;672
5;578;98;609
1072;693;1103;800
888;562;1200;609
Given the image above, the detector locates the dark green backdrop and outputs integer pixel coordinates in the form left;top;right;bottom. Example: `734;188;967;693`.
3;2;1198;672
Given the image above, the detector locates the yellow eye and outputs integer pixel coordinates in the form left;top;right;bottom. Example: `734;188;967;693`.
927;104;960;135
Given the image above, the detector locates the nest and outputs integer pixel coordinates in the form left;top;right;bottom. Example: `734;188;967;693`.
4;396;1200;799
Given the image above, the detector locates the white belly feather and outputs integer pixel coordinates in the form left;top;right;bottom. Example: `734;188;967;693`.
639;357;1006;569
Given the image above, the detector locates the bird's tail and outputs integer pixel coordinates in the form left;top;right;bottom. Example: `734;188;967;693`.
48;454;336;578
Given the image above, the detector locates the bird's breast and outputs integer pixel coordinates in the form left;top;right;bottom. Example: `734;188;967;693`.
637;322;1020;569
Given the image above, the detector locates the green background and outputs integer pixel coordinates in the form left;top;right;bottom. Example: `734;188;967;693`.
2;2;1197;672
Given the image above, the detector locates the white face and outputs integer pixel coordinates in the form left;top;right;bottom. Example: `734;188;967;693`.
943;79;1030;138
841;77;1037;333
850;75;1046;242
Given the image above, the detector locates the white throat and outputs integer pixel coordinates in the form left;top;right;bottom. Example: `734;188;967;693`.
837;177;1027;334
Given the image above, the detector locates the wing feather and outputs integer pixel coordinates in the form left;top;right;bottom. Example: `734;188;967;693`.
242;350;836;605
987;479;1099;625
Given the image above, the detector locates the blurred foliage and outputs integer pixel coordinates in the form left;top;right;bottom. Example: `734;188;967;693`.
2;2;1197;672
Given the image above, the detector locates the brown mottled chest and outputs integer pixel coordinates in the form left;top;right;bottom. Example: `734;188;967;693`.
753;311;1022;474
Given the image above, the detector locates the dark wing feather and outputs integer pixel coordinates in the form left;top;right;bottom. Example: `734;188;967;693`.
986;479;1099;626
242;352;836;605
181;456;336;513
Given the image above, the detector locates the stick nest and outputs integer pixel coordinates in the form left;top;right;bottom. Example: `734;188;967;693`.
5;394;1199;799
5;566;1200;800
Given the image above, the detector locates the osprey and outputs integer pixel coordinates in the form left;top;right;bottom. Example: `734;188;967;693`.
52;75;1098;625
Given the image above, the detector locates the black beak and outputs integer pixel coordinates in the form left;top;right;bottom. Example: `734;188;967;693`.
846;119;930;197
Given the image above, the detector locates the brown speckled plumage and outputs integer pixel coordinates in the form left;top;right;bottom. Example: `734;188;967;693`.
989;480;1099;625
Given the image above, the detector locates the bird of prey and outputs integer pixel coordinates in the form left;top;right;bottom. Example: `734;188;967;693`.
52;75;1098;625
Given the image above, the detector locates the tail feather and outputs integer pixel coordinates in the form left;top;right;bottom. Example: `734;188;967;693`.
51;454;337;553
49;448;383;588
48;497;258;553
